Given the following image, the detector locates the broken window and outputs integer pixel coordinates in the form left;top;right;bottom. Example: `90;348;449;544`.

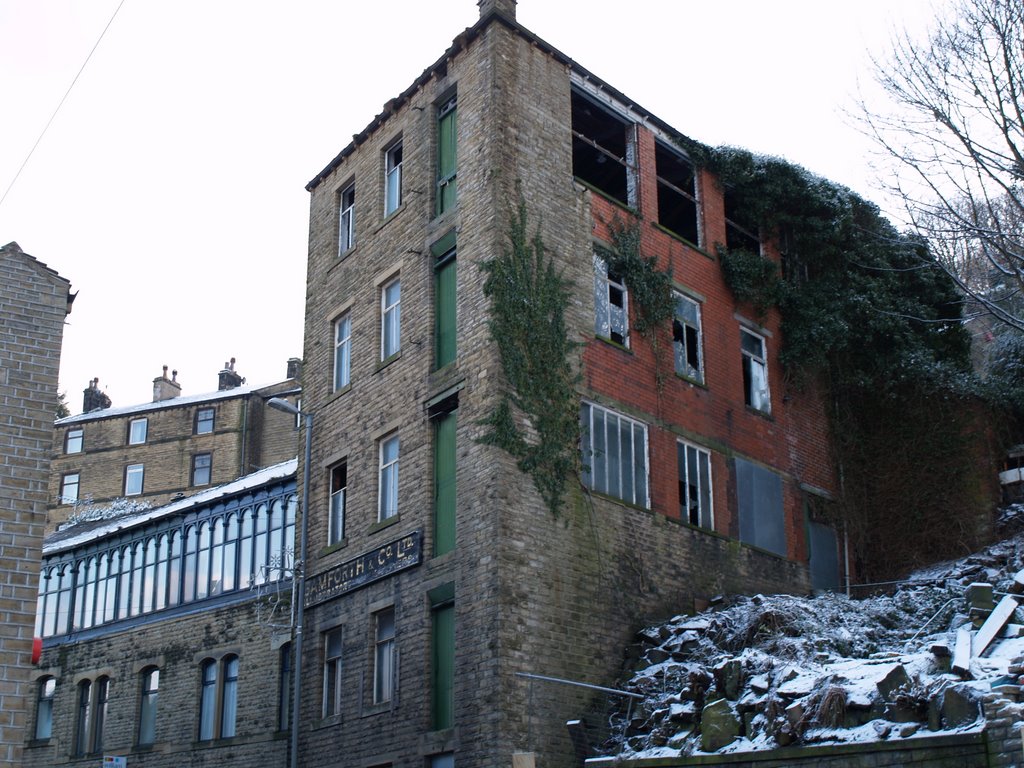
338;183;355;257
571;89;635;207
724;189;760;254
678;441;712;529
656;141;699;244
580;401;649;508
384;141;403;216
740;328;770;413
594;253;628;346
673;292;703;383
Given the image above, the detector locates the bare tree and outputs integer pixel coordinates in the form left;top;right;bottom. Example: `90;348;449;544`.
863;0;1024;332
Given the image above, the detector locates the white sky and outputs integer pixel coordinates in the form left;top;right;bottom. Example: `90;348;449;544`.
0;0;940;413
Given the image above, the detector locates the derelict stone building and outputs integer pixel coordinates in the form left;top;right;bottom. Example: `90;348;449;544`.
294;1;839;766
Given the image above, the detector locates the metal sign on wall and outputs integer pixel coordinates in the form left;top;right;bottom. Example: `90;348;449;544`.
304;530;421;608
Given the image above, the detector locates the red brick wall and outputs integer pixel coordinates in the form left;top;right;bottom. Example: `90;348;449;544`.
581;123;838;563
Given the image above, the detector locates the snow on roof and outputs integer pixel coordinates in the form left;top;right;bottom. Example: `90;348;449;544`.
44;458;297;556
54;380;299;428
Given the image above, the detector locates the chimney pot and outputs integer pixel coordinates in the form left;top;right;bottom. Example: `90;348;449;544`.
153;365;182;402
478;0;516;20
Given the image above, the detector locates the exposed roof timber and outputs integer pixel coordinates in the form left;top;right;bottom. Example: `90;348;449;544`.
306;11;699;191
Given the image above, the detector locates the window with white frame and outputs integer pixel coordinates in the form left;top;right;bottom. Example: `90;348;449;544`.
677;441;713;529
128;417;148;445
594;253;628;346
740;328;770;412
195;408;215;435
384;142;403;216
381;279;401;360
571;88;635;207
373;607;395;704
323;627;343;717
328;463;347;545
333;314;351;391
673;292;704;383
125;464;145;496
61;472;80;504
580;402;649;507
338;183;355;257
65;428;83;454
378;435;399;521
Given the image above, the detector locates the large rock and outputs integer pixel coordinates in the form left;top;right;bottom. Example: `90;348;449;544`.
701;698;740;752
941;685;980;727
713;659;743;700
876;664;911;700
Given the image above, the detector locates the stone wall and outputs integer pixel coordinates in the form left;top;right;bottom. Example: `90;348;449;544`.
23;595;290;768
585;732;990;767
0;243;69;766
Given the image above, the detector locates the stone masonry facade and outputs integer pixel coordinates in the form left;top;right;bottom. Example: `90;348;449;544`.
296;4;835;767
48;366;300;531
0;242;71;766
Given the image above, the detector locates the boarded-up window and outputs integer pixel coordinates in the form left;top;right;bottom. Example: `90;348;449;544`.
735;458;785;556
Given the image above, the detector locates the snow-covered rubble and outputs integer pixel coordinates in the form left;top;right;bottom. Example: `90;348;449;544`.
601;513;1024;760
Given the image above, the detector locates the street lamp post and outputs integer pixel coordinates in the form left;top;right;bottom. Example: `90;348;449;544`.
267;397;311;768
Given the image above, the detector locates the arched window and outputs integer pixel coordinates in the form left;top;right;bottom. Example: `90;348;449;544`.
167;531;182;607
182;526;197;601
75;679;92;756
55;565;73;637
210;518;225;595
105;549;120;622
222;514;238;593
221;655;238;738
154;534;169;611
198;655;239;741
138;667;159;746
93;676;110;753
238;510;254;589
117;546;132;619
196;522;211;599
198;659;217;741
34;677;56;740
253;504;269;585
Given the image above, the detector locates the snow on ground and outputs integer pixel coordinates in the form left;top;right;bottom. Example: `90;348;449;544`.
598;507;1024;761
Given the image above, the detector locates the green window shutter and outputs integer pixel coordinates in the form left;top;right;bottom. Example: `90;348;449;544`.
433;410;457;556
437;103;457;214
434;255;457;368
431;602;455;730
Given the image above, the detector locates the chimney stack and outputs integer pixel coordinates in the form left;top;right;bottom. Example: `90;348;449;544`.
153;365;182;402
286;357;302;381
82;378;112;413
477;0;516;20
218;357;244;391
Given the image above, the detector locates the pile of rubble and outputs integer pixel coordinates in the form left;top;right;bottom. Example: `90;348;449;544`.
605;516;1024;758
